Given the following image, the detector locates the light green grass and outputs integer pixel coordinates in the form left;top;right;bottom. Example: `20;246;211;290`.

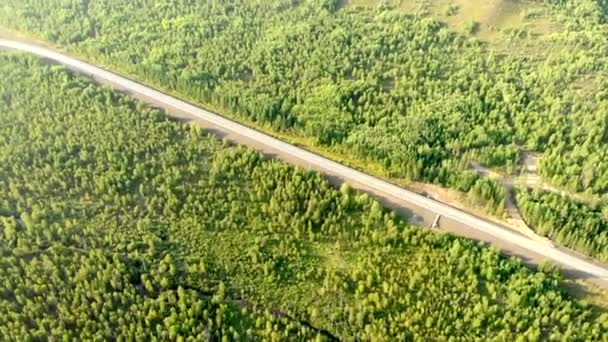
346;0;563;55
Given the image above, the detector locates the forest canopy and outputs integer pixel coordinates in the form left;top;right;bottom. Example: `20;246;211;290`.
3;0;608;262
0;53;606;340
1;0;607;195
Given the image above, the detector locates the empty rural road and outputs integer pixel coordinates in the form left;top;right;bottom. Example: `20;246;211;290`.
2;38;608;287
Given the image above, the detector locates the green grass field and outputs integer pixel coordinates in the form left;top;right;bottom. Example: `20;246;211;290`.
347;0;562;53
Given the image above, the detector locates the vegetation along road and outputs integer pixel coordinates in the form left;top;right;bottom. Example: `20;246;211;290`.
3;38;608;287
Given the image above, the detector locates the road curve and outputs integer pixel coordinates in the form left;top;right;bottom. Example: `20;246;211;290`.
2;38;608;285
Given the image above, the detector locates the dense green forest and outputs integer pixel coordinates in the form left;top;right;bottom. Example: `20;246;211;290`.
3;0;608;258
516;188;608;263
3;0;608;259
1;53;607;340
3;0;606;199
0;0;605;189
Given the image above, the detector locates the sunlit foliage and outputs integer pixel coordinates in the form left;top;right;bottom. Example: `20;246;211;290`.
0;53;606;340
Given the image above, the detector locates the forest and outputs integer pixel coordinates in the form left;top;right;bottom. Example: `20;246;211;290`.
0;53;606;340
516;188;608;263
1;0;607;261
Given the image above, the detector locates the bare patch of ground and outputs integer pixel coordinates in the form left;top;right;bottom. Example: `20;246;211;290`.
408;179;552;244
465;152;603;249
468;154;561;244
410;153;566;246
522;152;537;172
519;152;583;197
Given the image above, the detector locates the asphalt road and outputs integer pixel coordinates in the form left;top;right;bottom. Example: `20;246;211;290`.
2;38;608;287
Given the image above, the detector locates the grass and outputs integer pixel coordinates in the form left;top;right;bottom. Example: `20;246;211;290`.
346;0;563;55
563;279;608;313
